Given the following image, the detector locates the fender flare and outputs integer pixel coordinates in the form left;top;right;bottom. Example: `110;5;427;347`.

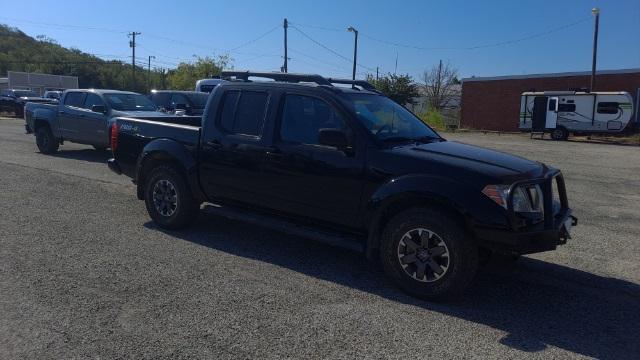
134;138;205;202
363;174;489;260
32;108;61;137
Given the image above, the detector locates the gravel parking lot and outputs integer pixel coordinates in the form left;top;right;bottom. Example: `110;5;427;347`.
1;116;638;359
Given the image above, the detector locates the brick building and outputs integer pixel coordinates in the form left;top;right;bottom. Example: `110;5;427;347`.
461;68;640;131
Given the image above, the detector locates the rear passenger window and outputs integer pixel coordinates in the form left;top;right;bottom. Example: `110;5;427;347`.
219;91;239;132
597;102;620;114
220;91;268;137
64;92;86;107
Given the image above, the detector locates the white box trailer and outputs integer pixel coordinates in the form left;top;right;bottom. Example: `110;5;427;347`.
519;91;634;140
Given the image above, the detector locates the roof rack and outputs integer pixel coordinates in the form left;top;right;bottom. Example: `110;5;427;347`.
326;78;377;91
220;70;378;92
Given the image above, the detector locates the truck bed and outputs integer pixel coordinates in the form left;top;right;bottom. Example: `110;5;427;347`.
113;116;201;178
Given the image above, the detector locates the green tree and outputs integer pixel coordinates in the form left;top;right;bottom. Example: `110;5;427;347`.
367;73;419;105
167;55;231;90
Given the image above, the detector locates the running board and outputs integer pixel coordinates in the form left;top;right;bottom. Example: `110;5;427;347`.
202;204;365;253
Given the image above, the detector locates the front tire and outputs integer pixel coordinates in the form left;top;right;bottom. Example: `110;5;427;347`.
35;126;59;154
380;207;478;300
144;165;199;230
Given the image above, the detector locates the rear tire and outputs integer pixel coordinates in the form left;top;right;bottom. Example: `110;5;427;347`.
551;127;569;141
380;207;478;300
35;126;59;154
144;165;199;230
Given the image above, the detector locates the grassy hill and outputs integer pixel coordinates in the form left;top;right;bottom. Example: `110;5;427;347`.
0;24;145;91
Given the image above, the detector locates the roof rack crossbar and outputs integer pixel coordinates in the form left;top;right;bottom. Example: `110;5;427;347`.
220;71;331;86
326;78;377;91
220;71;378;92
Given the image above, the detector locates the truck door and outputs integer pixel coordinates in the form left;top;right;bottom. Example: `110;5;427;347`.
546;97;558;129
260;93;364;227
198;89;273;205
80;93;109;146
59;91;87;141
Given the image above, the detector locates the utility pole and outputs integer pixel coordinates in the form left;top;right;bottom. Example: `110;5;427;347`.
283;18;288;73
347;26;358;81
147;55;155;92
376;67;379;81
394;52;398;75
128;31;141;91
590;8;600;92
161;68;166;89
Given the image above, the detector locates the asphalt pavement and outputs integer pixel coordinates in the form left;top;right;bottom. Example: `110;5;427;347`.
1;117;638;359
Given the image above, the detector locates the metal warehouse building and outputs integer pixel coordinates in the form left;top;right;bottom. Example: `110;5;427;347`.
0;71;79;96
460;68;640;131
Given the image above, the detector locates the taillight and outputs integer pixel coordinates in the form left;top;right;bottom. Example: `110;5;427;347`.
110;122;118;151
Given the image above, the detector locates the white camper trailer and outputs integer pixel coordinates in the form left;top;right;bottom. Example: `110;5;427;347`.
519;91;634;140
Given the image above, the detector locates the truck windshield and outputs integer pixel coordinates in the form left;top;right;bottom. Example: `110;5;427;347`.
104;93;158;111
14;90;39;98
343;93;441;143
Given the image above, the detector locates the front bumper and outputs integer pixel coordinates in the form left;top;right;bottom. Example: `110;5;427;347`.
476;210;577;254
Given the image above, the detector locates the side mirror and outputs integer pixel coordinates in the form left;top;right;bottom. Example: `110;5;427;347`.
175;103;188;110
318;128;350;150
91;104;106;114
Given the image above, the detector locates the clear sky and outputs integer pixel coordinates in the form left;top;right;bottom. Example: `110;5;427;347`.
2;0;638;80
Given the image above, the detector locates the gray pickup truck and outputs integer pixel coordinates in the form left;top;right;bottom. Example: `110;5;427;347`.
24;89;174;153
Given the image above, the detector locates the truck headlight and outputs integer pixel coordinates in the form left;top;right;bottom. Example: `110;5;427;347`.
482;184;543;213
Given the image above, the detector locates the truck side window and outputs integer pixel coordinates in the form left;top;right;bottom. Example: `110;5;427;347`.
64;92;86;108
280;94;345;145
82;93;105;109
219;91;240;132
597;102;619;114
220;91;268;137
170;93;190;107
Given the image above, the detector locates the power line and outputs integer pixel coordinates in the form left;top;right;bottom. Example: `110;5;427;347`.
296;17;591;51
0;17;127;34
1;17;282;57
290;26;375;71
464;17;591;50
289;48;351;72
230;24;280;51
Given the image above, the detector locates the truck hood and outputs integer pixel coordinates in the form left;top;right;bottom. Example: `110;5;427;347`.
392;140;546;182
112;110;171;117
19;97;52;103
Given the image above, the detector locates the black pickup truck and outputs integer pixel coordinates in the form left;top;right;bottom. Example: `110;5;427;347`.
108;71;577;299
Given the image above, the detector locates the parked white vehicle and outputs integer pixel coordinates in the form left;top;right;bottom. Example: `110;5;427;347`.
519;91;634;140
195;79;226;93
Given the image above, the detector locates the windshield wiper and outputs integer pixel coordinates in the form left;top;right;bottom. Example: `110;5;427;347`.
414;135;443;143
380;136;442;144
379;136;416;143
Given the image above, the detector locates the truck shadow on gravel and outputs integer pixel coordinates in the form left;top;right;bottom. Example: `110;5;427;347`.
145;215;640;359
49;149;111;163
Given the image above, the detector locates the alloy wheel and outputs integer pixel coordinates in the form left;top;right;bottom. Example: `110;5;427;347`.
152;179;178;217
397;228;450;282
